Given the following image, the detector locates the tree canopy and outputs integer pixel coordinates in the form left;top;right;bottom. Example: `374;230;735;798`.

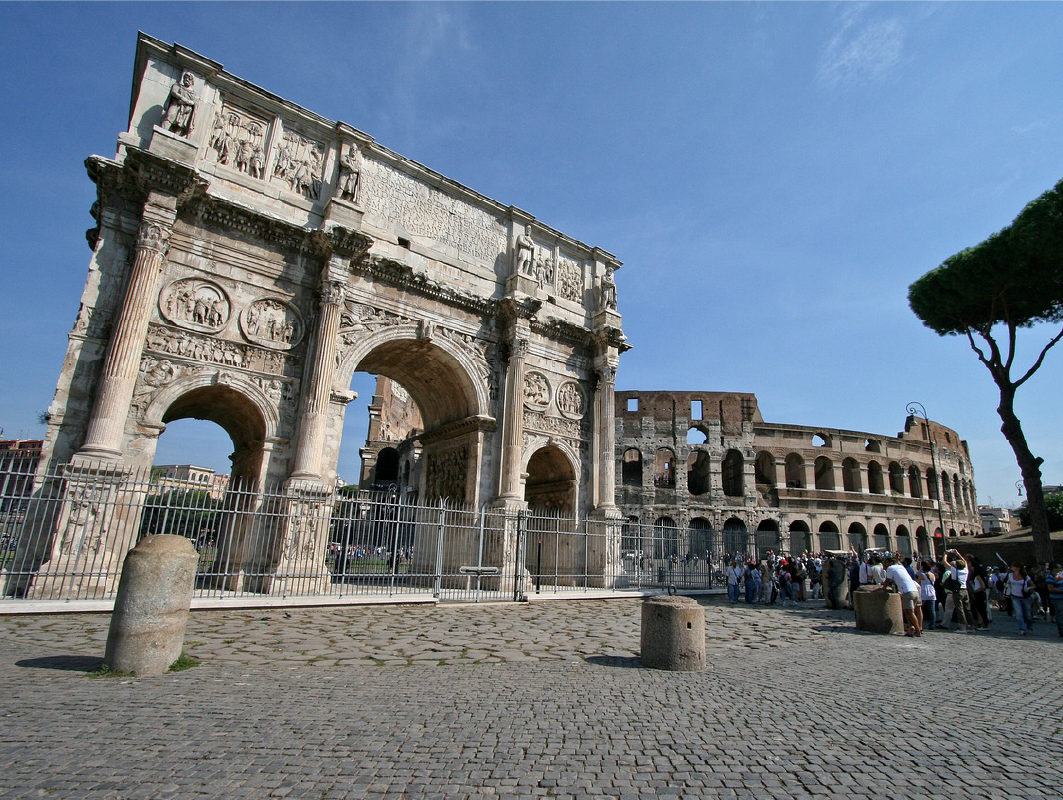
909;176;1063;339
908;175;1063;565
1018;491;1063;532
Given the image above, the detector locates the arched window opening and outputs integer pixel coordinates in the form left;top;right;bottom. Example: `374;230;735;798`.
908;465;922;498
754;451;776;488
721;449;744;497
785;453;805;488
848;522;868;553
842;458;861;492
940;471;953;503
686;450;711;496
689;517;714;559
686;426;708;445
788;520;812;554
621;516;641;552
654;449;676;488
916;527;931;558
926;468;939;501
812;433;832;448
873;523;890;551
653;517;678;559
621;448;643;487
722;517;748;557
888;462;905;495
818;521;841;552
755;519;780;558
895;525;912;558
864;439;881;453
374;447;399;485
814;456;835;490
867;461;884;495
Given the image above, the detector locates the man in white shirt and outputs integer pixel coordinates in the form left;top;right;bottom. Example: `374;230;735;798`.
882;555;923;636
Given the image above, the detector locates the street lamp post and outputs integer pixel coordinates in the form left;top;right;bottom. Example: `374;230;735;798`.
901;458;930;561
1015;480;1024;497
906;402;948;560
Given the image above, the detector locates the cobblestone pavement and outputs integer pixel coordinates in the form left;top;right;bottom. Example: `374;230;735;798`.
1;598;1061;799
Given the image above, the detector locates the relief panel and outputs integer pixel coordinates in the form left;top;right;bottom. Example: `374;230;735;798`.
241;298;304;350
159;278;231;333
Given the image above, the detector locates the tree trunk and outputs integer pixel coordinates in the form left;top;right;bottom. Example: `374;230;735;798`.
996;383;1053;565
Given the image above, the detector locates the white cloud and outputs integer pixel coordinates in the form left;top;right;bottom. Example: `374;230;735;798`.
819;7;906;89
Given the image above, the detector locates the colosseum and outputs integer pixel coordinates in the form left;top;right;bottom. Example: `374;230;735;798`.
614;390;980;560
358;379;980;561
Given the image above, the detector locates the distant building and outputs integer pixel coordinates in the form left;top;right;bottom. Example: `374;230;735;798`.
979;505;1021;535
153;464;229;500
0;440;43;515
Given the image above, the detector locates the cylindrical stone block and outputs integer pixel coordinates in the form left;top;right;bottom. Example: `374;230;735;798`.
104;534;198;676
640;595;706;671
851;586;905;635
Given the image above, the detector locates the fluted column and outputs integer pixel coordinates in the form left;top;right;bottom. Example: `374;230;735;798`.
497;337;528;501
78;194;177;461
289;258;347;480
594;362;618;510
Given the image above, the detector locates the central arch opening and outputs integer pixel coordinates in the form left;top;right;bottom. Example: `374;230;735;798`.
342;336;485;505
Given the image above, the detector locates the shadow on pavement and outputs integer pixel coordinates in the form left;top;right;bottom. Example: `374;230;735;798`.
15;655;105;672
584;655;643;669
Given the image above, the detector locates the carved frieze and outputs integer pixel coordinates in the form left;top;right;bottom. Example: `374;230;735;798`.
209;104;269;178
159;278;231;333
556;256;584;303
556;381;586;420
241;298;303;350
339;303;414;335
145;323;287;374
360;159;506;264
523;409;585;441
424;446;468;502
273;130;325;201
524;371;551;411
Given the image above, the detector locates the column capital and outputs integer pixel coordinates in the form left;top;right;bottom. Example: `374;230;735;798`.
135;219;171;256
321;280;346;306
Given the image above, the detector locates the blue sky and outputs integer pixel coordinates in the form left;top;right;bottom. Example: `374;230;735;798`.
0;2;1060;507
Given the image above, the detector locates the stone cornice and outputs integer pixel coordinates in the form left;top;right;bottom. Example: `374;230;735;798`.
352;256;499;317
88;149;374;262
417;414;497;446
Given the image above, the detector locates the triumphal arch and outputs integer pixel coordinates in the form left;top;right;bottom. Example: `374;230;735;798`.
8;34;626;598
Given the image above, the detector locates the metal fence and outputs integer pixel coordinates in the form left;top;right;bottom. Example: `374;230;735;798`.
0;459;725;608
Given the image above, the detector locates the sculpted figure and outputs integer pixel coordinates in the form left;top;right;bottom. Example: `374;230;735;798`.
162;71;197;137
515;227;534;276
338;146;362;202
598;266;618;311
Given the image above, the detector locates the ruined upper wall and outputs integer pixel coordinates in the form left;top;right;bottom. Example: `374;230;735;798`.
117;34;621;326
616;391;763;438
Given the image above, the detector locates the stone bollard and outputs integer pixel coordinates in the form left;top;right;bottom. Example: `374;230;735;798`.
640;595;706;671
851;586;905;635
104;534;198;676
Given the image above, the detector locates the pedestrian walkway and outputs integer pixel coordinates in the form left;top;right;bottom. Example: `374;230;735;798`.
1;598;1060;799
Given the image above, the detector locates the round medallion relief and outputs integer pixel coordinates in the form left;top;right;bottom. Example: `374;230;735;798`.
240;298;304;350
159;278;231;333
556;381;586;419
523;370;551;411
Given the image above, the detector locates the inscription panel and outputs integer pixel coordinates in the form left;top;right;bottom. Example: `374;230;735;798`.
361;159;506;265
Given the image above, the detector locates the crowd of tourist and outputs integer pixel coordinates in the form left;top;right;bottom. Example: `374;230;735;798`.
722;548;1063;638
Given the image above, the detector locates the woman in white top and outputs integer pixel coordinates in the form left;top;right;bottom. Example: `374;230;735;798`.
1007;563;1035;635
917;560;938;630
